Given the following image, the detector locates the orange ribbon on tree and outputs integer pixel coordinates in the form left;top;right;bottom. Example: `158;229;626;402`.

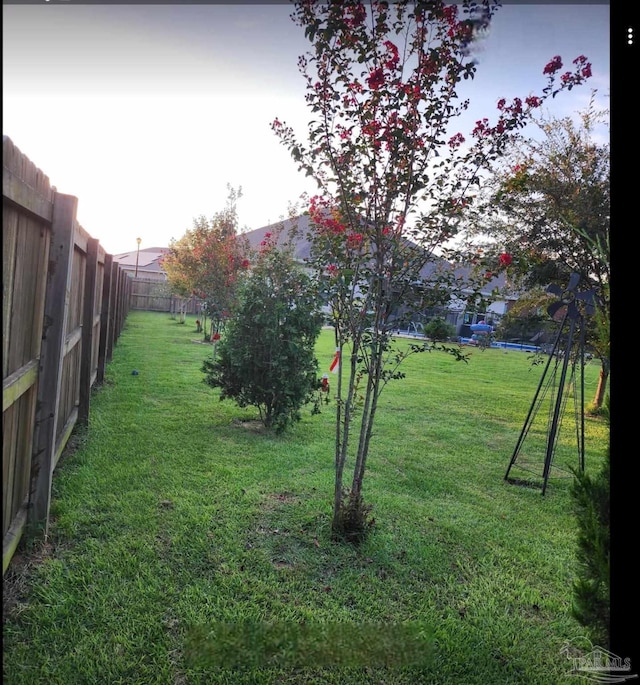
329;348;340;373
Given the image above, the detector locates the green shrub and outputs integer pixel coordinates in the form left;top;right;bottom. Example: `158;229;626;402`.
571;395;610;646
202;241;323;433
424;317;455;342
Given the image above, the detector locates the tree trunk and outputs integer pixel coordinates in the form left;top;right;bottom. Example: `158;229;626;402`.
332;341;358;531
591;358;609;410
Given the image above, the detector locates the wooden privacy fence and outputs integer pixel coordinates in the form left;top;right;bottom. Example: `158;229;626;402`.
130;277;202;315
3;136;131;574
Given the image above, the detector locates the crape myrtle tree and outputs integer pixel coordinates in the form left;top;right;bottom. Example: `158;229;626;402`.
202;232;323;433
272;0;592;542
161;185;250;339
160;230;199;324
459;94;610;411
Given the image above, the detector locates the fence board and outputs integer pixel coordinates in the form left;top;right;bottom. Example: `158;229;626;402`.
13;388;36;529
2;207;18;376
97;254;113;384
3;360;38;413
107;259;119;362
79;237;99;425
3;401;19;538
30;193;77;534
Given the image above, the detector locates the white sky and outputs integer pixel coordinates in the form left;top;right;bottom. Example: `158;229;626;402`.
3;2;610;255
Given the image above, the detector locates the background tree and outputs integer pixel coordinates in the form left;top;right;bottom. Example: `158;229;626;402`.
161;185;250;337
202;233;323;433
161;221;203;324
492;287;555;346
465;106;611;643
461;94;610;410
569;197;610;647
273;0;591;541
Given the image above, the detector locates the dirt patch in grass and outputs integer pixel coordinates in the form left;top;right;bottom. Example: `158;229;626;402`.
232;419;267;433
265;491;299;505
3;538;57;624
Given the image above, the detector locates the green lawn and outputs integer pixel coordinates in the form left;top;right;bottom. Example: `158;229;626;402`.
3;310;608;684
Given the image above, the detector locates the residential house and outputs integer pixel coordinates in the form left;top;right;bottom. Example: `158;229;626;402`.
113;246;170;281
241;215;519;338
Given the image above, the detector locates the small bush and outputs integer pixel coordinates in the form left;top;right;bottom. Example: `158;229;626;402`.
571;395;610;646
424;317;455;342
202;240;323;433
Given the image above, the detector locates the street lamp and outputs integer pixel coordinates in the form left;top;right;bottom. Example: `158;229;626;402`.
135;237;141;277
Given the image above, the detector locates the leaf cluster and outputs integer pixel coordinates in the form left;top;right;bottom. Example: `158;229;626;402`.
161;185;250;329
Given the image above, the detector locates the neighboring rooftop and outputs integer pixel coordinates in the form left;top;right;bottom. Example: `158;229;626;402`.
113;246;170;279
241;216;312;263
113;246;170;268
241;216;513;298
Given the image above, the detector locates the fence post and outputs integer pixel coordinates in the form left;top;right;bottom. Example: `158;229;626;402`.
96;253;113;384
29;193;77;536
107;261;119;362
78;237;99;425
122;271;130;330
117;270;127;338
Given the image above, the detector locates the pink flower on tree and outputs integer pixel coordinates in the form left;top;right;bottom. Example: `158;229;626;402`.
344;2;366;29
573;55;592;78
442;4;458;24
543;55;563;75
383;40;400;70
367;67;385;90
448;132;466;148
472;118;490;137
346;233;363;249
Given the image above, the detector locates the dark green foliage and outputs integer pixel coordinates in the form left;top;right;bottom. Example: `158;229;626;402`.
494;310;550;345
570;396;610;646
202;245;323;433
423;317;455;342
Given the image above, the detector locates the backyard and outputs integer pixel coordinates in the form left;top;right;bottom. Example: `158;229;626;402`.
3;310;608;684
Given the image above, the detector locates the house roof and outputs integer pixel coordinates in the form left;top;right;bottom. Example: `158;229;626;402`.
241;216;313;262
113;247;170;272
242;215;514;298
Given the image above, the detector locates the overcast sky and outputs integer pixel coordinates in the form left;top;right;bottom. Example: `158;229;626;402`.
3;2;610;255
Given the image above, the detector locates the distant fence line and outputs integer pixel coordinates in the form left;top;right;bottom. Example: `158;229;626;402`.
129;278;202;315
3;136;131;574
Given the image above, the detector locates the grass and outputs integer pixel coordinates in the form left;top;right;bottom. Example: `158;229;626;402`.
3;310;608;684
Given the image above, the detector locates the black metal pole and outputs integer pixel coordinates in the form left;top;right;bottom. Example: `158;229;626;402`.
505;311;566;482
542;316;576;495
135;237;141;278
